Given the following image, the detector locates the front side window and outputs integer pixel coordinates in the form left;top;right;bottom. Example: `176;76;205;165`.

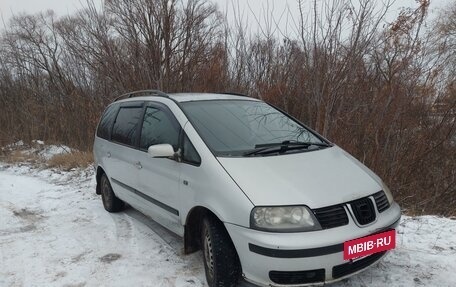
182;134;201;165
180;100;327;156
140;106;179;150
111;106;143;146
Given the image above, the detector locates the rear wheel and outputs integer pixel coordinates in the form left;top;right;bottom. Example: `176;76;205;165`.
100;174;125;212
201;215;241;287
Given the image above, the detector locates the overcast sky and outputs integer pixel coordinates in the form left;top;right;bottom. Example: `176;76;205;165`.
0;0;452;32
1;0;99;23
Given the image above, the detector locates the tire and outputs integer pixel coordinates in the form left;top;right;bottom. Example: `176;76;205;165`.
100;173;125;212
201;215;242;287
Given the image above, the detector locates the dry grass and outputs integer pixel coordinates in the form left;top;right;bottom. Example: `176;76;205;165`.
2;150;41;164
47;151;93;170
0;142;93;171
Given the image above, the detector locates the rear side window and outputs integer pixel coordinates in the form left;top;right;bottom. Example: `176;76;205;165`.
140;106;179;150
112;106;143;146
97;104;118;140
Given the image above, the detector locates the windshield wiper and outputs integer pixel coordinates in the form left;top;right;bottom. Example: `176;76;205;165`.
243;140;330;157
254;140;330;149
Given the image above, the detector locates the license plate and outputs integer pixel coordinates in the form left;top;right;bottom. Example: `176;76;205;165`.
343;229;396;260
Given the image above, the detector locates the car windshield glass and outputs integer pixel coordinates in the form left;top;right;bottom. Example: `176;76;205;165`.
180;100;326;156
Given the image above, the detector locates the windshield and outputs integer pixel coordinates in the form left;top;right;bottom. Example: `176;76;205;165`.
180;100;327;157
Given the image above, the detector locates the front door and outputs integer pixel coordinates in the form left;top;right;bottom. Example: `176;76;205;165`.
136;103;182;235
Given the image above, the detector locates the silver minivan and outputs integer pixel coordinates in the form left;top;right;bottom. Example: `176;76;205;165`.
93;90;401;286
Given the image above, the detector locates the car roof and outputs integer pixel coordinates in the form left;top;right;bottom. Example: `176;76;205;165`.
115;92;261;104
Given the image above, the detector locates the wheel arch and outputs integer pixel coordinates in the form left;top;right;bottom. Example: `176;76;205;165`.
184;206;231;255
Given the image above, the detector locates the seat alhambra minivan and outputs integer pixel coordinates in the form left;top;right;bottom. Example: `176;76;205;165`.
93;90;401;286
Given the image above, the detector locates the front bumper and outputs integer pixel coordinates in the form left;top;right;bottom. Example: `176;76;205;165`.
226;202;401;286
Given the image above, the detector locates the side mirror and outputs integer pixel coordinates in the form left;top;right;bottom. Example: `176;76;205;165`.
147;144;175;158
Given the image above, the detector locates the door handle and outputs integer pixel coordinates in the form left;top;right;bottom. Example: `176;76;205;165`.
107;152;111;158
134;161;142;169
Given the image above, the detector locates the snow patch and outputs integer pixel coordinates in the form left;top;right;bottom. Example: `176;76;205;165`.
3;140;24;149
37;145;72;160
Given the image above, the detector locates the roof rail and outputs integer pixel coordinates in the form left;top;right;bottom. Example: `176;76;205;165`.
220;92;250;98
114;89;169;102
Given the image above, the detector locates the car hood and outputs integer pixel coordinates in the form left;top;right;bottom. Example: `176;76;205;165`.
217;146;383;208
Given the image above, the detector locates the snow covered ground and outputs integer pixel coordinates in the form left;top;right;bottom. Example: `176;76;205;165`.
0;162;455;287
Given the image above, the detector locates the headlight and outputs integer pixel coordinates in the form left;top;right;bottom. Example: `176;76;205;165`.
250;206;322;232
382;181;394;204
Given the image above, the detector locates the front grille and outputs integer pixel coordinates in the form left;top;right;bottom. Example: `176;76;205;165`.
313;204;349;229
350;197;376;225
373;191;390;212
332;251;386;279
269;269;325;284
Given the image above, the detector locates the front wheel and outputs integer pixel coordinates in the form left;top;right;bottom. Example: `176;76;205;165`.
201;215;241;287
100;174;125;212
